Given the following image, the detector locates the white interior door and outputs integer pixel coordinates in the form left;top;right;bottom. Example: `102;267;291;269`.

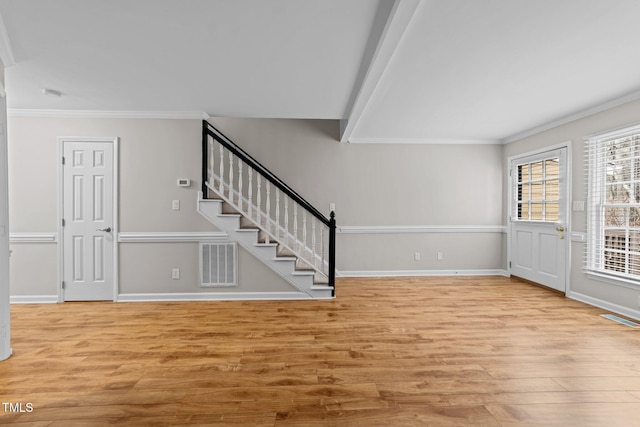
61;139;116;301
510;147;568;292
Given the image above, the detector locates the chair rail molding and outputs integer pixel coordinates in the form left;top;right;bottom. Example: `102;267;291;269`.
337;225;506;234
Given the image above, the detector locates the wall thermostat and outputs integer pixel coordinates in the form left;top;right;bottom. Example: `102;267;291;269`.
177;179;191;187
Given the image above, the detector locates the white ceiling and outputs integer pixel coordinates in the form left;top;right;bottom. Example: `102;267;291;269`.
0;0;639;143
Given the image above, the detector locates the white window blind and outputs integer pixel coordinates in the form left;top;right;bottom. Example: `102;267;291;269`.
586;123;640;282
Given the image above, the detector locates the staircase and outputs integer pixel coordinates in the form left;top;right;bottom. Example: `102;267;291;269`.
197;121;336;299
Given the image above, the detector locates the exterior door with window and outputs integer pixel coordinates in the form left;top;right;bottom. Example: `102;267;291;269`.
510;147;568;292
61;139;116;301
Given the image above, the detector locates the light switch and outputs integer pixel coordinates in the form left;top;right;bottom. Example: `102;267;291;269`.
573;201;585;211
172;200;180;211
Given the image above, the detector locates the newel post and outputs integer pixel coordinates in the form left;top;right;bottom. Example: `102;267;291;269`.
328;211;336;294
201;121;208;198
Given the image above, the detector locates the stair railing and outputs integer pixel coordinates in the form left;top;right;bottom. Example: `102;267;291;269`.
201;121;336;290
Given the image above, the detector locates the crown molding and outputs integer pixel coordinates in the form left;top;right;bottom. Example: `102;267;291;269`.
8;109;210;120
503;89;640;144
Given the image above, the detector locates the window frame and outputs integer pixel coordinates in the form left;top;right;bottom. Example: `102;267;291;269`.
586;122;640;287
512;153;562;223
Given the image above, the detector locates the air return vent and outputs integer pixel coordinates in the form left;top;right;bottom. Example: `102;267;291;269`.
200;242;237;287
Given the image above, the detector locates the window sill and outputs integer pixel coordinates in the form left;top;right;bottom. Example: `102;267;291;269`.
586;270;640;291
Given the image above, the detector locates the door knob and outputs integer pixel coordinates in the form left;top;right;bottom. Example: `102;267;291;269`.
556;226;565;232
96;227;112;232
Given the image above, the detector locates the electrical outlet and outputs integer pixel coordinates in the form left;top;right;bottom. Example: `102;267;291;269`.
414;252;421;261
437;252;444;261
172;200;180;210
172;268;180;280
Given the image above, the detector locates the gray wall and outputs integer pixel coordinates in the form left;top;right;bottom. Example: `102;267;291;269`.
209;118;505;274
504;98;640;318
8;114;510;301
8;117;293;299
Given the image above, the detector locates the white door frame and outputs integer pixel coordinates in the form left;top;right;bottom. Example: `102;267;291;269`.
58;137;119;302
0;82;11;360
507;141;572;294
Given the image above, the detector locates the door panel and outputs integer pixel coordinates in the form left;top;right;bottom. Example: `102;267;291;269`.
62;141;115;301
510;148;568;292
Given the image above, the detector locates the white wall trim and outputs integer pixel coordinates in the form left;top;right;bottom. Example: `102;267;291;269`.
339;269;508;278
117;292;311;302
567;291;640;322
347;137;502;145
118;232;228;243
10;295;59;304
8;232;228;243
9;109;209;120
338;225;506;234
9;233;57;243
503;89;640;144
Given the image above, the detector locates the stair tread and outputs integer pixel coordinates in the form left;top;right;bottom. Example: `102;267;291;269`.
310;285;333;290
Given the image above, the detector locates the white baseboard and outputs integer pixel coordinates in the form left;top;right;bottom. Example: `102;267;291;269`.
567;291;640;321
10;295;59;304
339;269;508;278
117;292;316;302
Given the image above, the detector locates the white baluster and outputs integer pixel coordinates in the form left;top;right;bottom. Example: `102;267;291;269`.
265;182;270;244
228;153;234;203
312;217;317;268
256;175;261;225
320;227;325;275
218;145;224;194
238;160;243;211
293;204;298;253
275;188;280;240
248;168;253;218
284;197;289;247
266;182;271;232
208;139;214;184
302;210;307;257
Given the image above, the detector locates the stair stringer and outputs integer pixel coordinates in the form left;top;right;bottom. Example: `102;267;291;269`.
197;194;333;299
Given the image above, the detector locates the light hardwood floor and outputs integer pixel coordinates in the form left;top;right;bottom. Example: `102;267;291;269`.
2;276;640;426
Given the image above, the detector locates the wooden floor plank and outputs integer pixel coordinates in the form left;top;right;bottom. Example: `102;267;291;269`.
2;276;640;425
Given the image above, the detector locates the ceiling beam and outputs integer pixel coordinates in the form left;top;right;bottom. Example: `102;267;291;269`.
0;11;14;68
340;0;420;143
